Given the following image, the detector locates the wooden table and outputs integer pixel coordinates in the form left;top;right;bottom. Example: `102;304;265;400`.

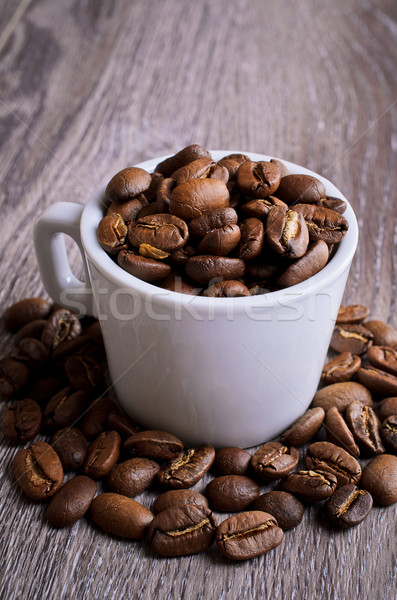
1;1;396;598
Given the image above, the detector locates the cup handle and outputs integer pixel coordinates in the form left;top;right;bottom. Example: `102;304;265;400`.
33;202;94;317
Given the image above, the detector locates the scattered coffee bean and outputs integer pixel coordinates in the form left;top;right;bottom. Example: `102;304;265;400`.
363;320;397;348
325;484;373;528
124;430;184;460
14;319;48;343
107;458;160;497
305;441;362;486
107;411;140;438
213;447;251;476
280;407;325;447
378;397;397;422
91;493;153;538
205;475;259;512
251;442;299;481
357;366;397;397
336;304;371;324
50;427;88;471
157;445;215;489
2;398;42;443
345;400;384;455
2;298;52;331
216;511;283;560
367;346;397;377
321;353;361;384
325;407;360;457
43;387;86;431
281;469;337;502
380;415;397;453
360;455;397;505
251;491;305;531
152;490;209;515
312;382;373;412
81;396;114;439
330;324;373;355
83;431;121;479
17;338;48;368
0;357;30;397
46;476;97;527
30;374;64;405
12;440;63;500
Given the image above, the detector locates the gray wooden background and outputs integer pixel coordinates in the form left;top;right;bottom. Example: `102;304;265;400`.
1;0;396;598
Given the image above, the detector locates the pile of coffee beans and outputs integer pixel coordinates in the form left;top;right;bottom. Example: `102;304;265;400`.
1;298;397;560
96;145;349;296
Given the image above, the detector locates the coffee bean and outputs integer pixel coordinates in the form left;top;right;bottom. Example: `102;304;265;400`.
155;145;212;178
0;357;30;397
325;484;373;528
107;458;160;496
172;158;228;185
117;250;171;282
152;490;209;515
185;256;245;285
128;214;189;253
30;374;64;405
251;491;305;530
205;475;259;512
218;154;249;179
12;440;63;500
266;206;309;258
321;352;361;384
276;240;329;289
170;179;230;221
83;431;121;479
363;320;397;348
198;224;241;256
293;204;349;244
43;387;86;431
281;469;338;502
108;197;147;224
51;335;103;365
239;196;287;220
41;309;82;350
153;177;176;210
345;400;384;455
105;167;151;204
367;346;397;377
17;338;48;368
251;442;299;481
325;407;360;457
380;415;397;453
245;257;283;285
236;160;281;199
2;298;52;331
312;382;373;412
203;280;250;297
91;493;153;538
106;411;139;439
336;304;370;324
81;396;114;439
275;174;326;205
64;355;103;395
157;445;215;489
148;505;217;557
2;398;42;443
360;454;397;505
270;158;290;177
124;430;184;460
46;476;97;527
160;273;199;295
378;397;397;421
189;207;238;237
50;427;88;470
357;366;397;397
216;511;283;560
213;447;251;476
330;324;373;355
97;213;128;255
238;218;264;260
14;319;48;343
316;196;347;214
305;441;362;486
280;407;325;447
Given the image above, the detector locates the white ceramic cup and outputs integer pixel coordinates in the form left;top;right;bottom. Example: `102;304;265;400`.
33;152;358;448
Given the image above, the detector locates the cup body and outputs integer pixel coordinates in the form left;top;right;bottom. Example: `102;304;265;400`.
79;152;358;448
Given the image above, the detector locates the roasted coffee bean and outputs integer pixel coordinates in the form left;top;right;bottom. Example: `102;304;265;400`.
46;476;97;527
276;240;329;288
266;207;309;258
0;357;30;397
157;445;215;489
12;440;63;500
2;298;52;331
293;204;349;244
124;430;184;460
357;366;397;397
91;493;153;538
239;196;287;220
205;475;259;512
305;441;362;486
118;250;171;282
2;398;42;443
325;407;360;457
81;396;114;439
107;411;140;438
172;158;228;185
148;505;216;557
107;458;160;497
203;280;250;298
145;171;165;202
238;218;264;260
213;447;251;476
336;304;370;324
167;244;196;268
64;355;103;395
363;320;397;348
108;196;147;224
153;490;209;515
316;196;347;214
250;442;299;481
154;177;176;206
367;346;397;377
43;387;86;431
52;335;103;365
170;179;230;221
198;224;241;256
155;145;212;178
345;401;384;455
245;258;283;284
312;381;373;412
185;256;245;285
321;352;361;384
237;160;281;198
83;431;121;479
160;273;199;295
14;319;47;343
330;324;373;355
218;154;249;179
97;213;128;254
325;484;373;528
50;427;88;470
17;338;48;368
270;158;290;177
41;309;82;350
275;174;326;205
378;397;397;421
280;407;325;447
381;415;397;453
30;374;64;405
251;491;305;530
189;207;238;237
128;214;189;253
216;511;283;560
281;469;337;502
360;454;397;505
105;167;151;204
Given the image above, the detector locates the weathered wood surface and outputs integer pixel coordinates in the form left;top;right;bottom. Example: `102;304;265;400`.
0;0;396;598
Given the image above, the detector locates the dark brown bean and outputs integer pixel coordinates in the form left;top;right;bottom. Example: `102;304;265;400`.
117;250;171;282
17;338;48;368
280;407;325;447
251;491;305;530
321;352;361;384
205;475;259;512
46;476;97;527
0;357;30;397
108;197;147;224
275;174;326;205
64;355;103;395
167;244;196;268
213;447;251;476
381;415;397;453
189;207;238;237
12;441;63;500
270;158;290;177
216;511;283;560
305;441;362;486
293;204;349;244
218;154;249;179
157;445;215;489
124;430;184;460
14;319;48;343
330;324;373;355
160;273;199;295
41;309;82;350
325;484;373;528
336;304;370;324
276;240;329;289
357;366;397;397
266;207;309;258
128;214;189;252
50;427;88;470
107;457;160;497
91;493;153;538
238;218;264;260
281;469;337;502
378;397;397;421
239;196;287;220
237;161;281;198
107;411;140;439
155;145;212;178
170;179;230;221
250;442;299;481
185;256;245;285
97;213;128;255
345;400;384;455
2;298;52;331
363;320;397;348
172;158;228;185
197;224;241;256
81;396;114;439
203;280;250;298
360;455;397;505
43;387;86;431
83;431;121;479
148;505;217;557
367;346;397;377
312;382;373;412
2;398;42;443
144;172;164;202
30;374;64;405
152;490;208;515
325;407;360;457
316;196;347;214
105;167;151;203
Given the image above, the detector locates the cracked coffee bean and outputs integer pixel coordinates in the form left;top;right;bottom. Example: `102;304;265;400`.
250;441;299;481
97;213;128;255
321;352;361;384
238;218;264;260
41;309;82;350
380;415;397;453
157;445;215;489
325;407;360;458
312;381;373;412
237;160;281;198
239;196;287;220
345;400;384;455
216;511;283;560
330;324;373;355
305;441;362;487
172;158;228;185
325;484;373;528
266;206;309;258
46;476;97;528
43;387;86;431
64;355;104;395
367;346;397;377
336;304;370;324
83;431;121;479
281;469;337;502
357;366;397;397
252;491;305;531
293;204;349;244
128;214;189;252
12;440;63;500
2;398;42;443
124;430;183;460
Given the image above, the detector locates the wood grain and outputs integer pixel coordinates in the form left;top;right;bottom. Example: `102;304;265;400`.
0;0;396;598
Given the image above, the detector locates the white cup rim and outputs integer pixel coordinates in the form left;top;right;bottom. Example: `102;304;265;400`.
80;150;358;314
